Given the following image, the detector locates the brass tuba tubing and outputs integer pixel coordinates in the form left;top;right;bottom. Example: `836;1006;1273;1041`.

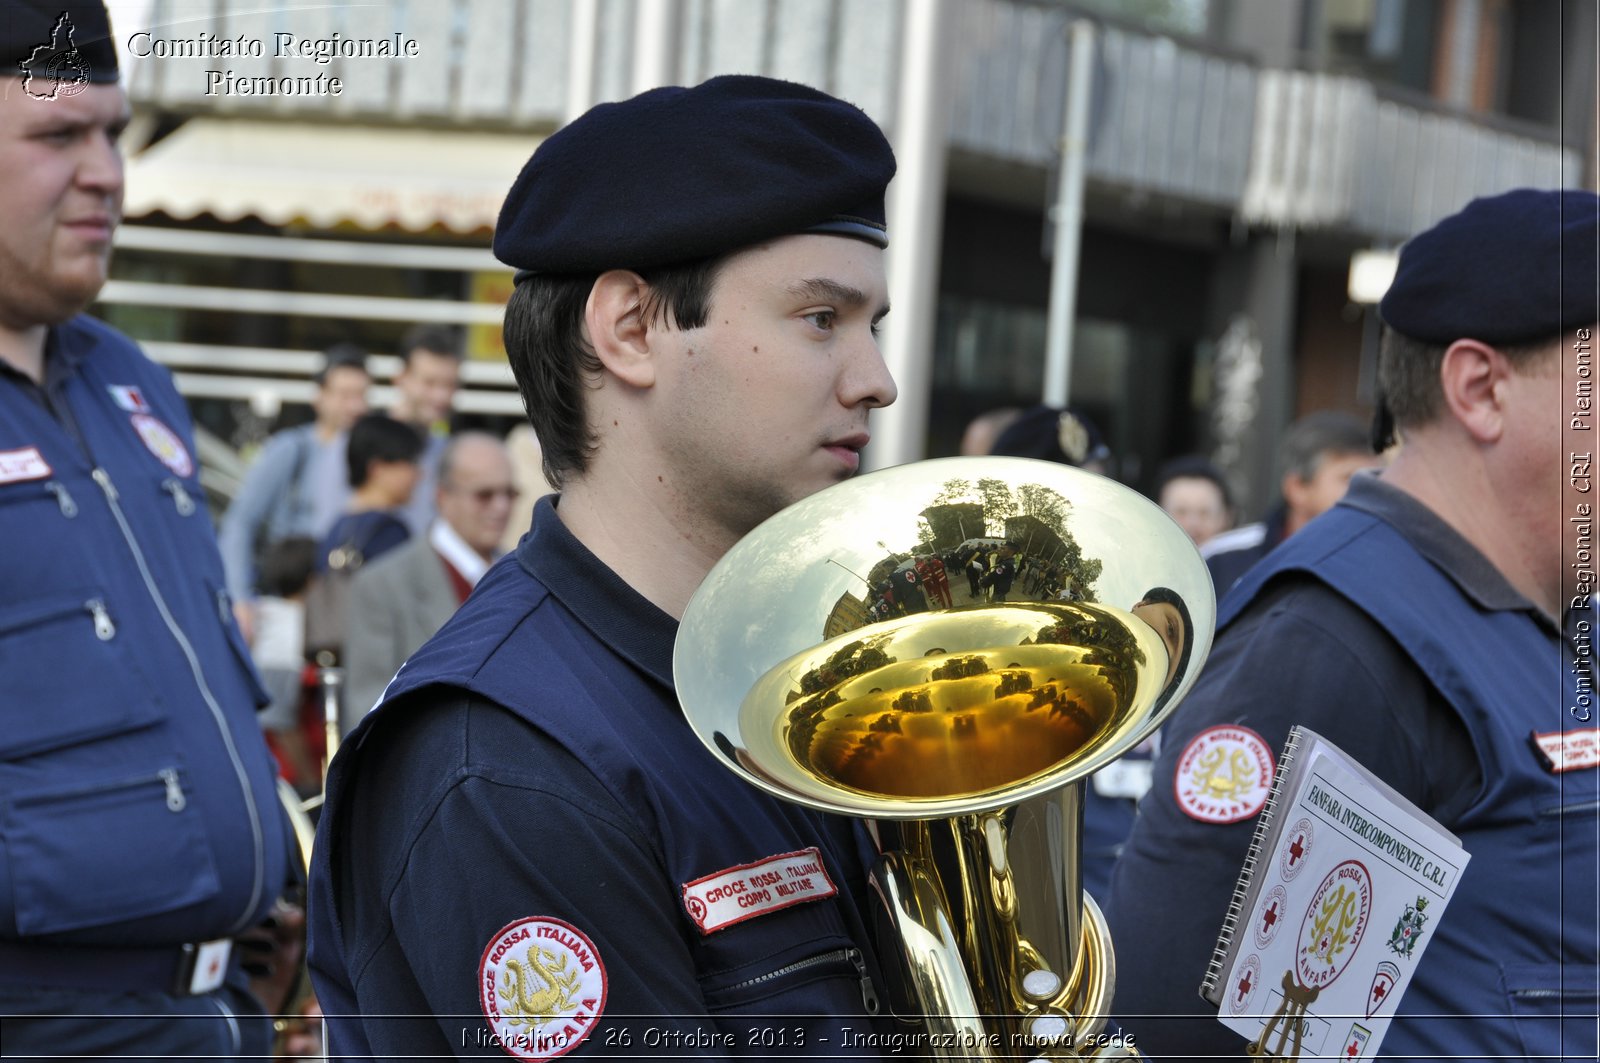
675;458;1214;1058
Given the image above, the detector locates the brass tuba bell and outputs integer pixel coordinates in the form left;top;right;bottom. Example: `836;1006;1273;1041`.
675;457;1214;1059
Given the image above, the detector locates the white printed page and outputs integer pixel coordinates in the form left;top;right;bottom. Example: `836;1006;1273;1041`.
1215;742;1470;1060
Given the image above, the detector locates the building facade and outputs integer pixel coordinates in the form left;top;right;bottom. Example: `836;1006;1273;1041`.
107;0;1593;510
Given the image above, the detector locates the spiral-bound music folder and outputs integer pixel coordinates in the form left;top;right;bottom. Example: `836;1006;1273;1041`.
1200;726;1469;1062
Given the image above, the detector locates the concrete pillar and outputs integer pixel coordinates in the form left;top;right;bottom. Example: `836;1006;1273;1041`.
1205;233;1300;518
865;0;953;471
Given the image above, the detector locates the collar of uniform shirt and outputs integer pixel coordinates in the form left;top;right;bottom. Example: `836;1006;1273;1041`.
0;324;88;392
0;326;94;447
513;494;678;689
429;517;493;587
1340;472;1553;631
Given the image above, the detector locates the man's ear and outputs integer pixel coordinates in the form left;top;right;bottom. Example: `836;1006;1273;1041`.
1438;339;1507;444
1281;469;1307;514
585;271;656;389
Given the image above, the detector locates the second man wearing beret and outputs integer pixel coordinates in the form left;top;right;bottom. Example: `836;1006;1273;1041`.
1105;188;1599;1058
308;76;900;1057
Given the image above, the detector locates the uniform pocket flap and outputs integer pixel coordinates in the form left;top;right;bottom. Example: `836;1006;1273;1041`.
1502;962;1600;1059
4;766;221;937
0;591;165;760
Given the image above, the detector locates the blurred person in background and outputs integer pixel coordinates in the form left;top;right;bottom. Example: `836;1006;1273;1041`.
386;324;462;534
0;3;295;1055
500;421;557;553
1202;409;1382;592
1153;453;1234;548
958;404;1022;456
302;413;424;669
218;344;369;639
250;536;319;793
343;432;515;730
316;412;425;574
990;403;1114;475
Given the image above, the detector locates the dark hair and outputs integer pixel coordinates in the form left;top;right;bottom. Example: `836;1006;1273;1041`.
346;413;425;488
1153;455;1233;512
257;536;317;598
990;405;1111;467
1136;585;1195;703
399;324;464;365
1377;328;1555;432
314;343;370;385
502;256;727;489
1279;410;1372;481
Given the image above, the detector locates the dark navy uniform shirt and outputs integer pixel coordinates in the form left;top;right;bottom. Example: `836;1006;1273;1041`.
0;316;288;1017
1105;474;1597;1060
309;497;890;1058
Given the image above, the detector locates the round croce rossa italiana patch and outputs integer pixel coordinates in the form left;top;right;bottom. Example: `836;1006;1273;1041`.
1296;860;1372;990
478;916;607;1062
129;413;194;477
1173;725;1275;823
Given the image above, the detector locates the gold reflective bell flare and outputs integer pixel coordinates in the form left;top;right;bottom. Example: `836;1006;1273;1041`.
675;457;1215;1059
749;602;1165;806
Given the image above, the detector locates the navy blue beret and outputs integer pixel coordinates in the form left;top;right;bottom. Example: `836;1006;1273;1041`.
5;1;118;86
991;405;1112;467
495;75;895;276
1380;188;1600;345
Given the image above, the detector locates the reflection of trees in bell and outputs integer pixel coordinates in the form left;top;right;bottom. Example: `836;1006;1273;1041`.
919;501;985;553
976;478;1017;529
1051;697;1097;733
795;638;897;696
930;478;973;508
993;670;1032;698
1055;536;1103;599
1027;684;1059;710
1016;482;1070;529
1030;605;1144;708
928;655;991;682
918;478;1101;600
892;689;934;714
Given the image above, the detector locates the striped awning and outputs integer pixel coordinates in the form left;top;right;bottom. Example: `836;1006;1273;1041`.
124;119;537;233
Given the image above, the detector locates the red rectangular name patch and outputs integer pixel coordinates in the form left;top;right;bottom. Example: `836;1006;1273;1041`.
0;447;51;485
680;847;837;935
1532;729;1600;773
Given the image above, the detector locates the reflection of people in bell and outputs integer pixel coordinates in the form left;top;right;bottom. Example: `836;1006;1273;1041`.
1130;586;1192;691
982;542;1019;601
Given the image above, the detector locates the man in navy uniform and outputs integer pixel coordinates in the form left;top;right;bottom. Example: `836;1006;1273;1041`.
309;76;900;1057
0;2;294;1057
1106;188;1599;1059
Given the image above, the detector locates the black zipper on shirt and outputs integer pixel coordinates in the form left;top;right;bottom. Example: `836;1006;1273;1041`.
720;947;881;1016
